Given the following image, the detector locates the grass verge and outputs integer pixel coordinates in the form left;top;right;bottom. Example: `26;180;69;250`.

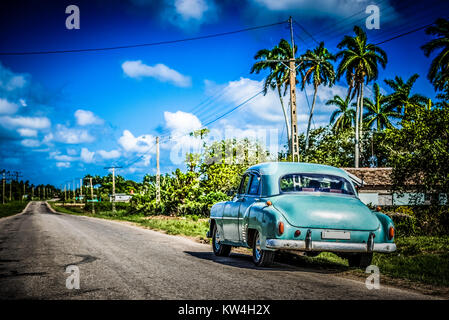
48;202;448;289
0;201;29;218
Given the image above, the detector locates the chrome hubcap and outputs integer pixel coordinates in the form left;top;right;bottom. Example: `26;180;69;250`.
214;230;220;251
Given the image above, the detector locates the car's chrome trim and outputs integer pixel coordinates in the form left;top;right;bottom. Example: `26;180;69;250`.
265;239;396;253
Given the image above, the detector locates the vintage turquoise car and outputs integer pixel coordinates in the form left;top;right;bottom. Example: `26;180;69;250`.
206;162;396;268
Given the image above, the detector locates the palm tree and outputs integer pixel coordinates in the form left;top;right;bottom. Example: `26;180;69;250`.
383;74;427;115
327;95;356;134
421;18;449;94
300;42;336;151
363;83;400;131
251;39;297;145
336;26;387;167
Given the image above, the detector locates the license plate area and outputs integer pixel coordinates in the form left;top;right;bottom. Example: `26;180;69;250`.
321;230;351;240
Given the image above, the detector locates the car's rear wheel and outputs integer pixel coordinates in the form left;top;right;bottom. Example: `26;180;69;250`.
252;231;275;267
347;253;373;269
212;224;231;256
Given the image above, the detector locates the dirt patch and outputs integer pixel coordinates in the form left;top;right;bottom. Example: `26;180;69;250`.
336;269;449;299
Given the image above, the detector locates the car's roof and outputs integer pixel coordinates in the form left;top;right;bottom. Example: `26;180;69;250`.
246;162;354;197
247;162;349;178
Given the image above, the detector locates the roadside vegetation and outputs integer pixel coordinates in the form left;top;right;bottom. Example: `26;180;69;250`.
0;201;29;219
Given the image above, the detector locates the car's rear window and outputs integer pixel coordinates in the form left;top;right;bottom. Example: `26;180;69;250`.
280;173;355;195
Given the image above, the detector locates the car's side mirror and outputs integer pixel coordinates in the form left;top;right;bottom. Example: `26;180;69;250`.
227;189;236;197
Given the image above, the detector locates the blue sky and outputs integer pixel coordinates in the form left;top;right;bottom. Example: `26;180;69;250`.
0;0;447;186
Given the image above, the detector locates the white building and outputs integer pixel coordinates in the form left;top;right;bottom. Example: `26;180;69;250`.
109;193;132;202
342;167;446;206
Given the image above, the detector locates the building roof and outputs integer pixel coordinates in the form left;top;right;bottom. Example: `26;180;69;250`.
341;167;393;187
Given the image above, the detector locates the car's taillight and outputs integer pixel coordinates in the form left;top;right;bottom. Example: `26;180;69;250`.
278;222;284;235
294;230;301;237
388;226;395;240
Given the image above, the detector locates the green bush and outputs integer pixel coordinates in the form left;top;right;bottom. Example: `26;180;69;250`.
385;212;418;237
383;205;449;236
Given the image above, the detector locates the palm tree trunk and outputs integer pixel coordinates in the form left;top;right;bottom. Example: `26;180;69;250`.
354;88;360;168
359;82;364;162
305;85;318;153
277;84;291;145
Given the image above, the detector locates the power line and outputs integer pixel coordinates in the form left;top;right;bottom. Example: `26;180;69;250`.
119;88;264;170
202;90;264;127
293;21;320;45
374;22;435;45
0;20;287;56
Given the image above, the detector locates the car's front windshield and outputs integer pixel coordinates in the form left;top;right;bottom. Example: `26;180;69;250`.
280;173;355;196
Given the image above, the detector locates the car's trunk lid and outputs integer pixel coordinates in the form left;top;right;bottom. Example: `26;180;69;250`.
271;193;379;231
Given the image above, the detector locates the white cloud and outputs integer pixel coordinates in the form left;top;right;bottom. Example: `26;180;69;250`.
74;109;104;126
56;162;71;168
50;152;76;162
129;0;216;29
164;110;202;136
21;139;41;148
67;148;77;155
0;115;50;129
54;124;95;144
122;60;192;87
0;98;19;114
17;128;37;137
0;74;27;91
175;0;209;20
206;77;285;123
43;132;54;144
251;0;394;19
98;149;121;159
80;148;95;163
118;129;154;153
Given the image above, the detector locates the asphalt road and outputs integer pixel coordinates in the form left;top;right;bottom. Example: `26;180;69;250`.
0;201;436;300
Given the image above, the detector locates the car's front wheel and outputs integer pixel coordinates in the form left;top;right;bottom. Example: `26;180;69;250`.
212;224;231;256
347;253;373;269
252;231;275;267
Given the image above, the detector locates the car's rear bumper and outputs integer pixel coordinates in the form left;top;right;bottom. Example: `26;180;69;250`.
265;239;396;253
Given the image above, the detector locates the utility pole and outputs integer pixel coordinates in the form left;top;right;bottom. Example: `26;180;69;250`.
13;171;22;201
104;166;122;212
89;177;95;215
1;170;5;204
8;172;12;201
156;136;161;203
288;16;300;162
80;178;83;200
253;17;301;161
